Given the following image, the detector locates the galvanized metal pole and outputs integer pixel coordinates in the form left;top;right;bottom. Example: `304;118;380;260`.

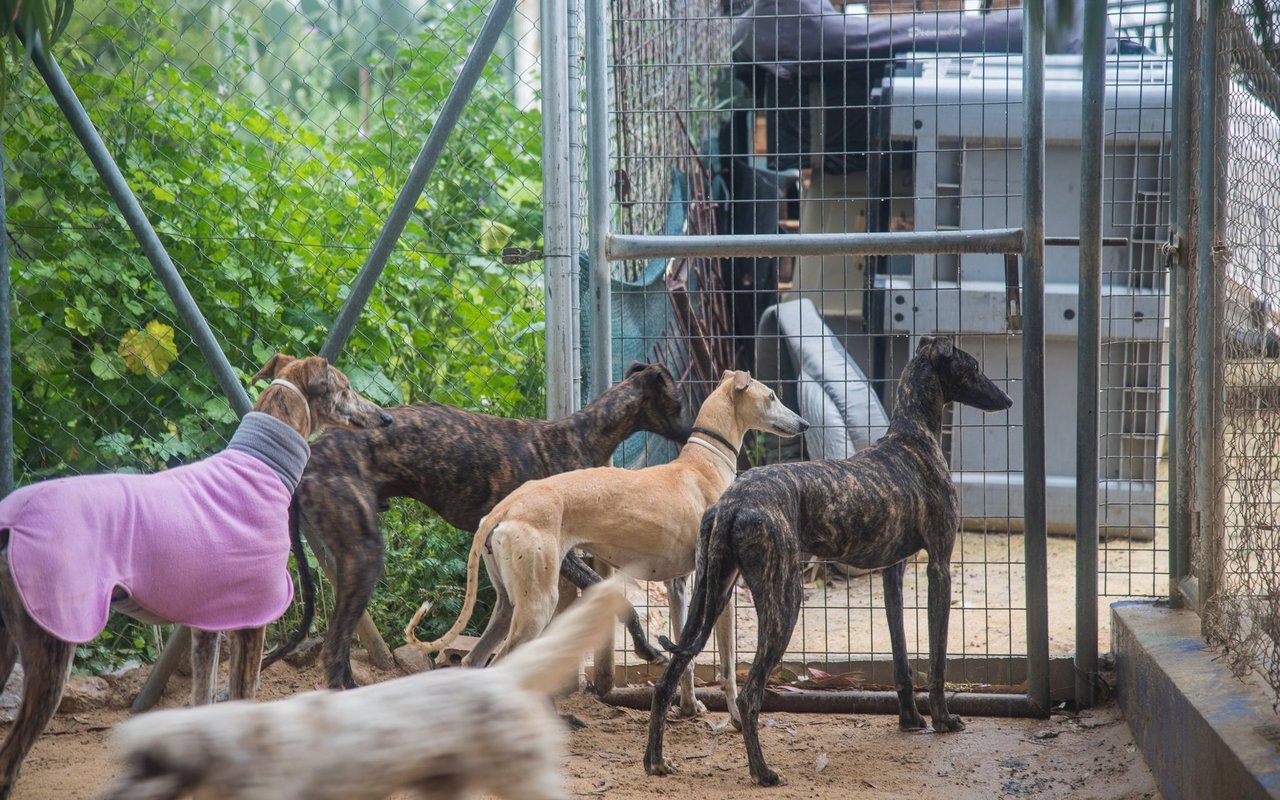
585;0;614;696
1195;0;1223;636
609;229;1025;260
567;0;584;408
30;43;251;417
1073;0;1105;710
543;0;574;421
1021;0;1051;715
320;0;518;362
1169;0;1196;607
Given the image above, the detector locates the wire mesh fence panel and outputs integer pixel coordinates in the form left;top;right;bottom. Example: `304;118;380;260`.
596;0;1179;699
1205;0;1280;710
5;0;546;669
1096;1;1172;639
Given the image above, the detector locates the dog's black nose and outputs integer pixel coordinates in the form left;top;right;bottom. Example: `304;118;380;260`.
380;411;394;426
798;418;811;432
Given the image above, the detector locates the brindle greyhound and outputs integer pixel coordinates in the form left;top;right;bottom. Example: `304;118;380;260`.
265;361;690;690
644;337;1013;786
405;370;808;719
0;354;391;800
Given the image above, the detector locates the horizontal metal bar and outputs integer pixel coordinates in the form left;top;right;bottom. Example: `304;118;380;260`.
603;687;1047;718
607;229;1024;260
1045;236;1129;247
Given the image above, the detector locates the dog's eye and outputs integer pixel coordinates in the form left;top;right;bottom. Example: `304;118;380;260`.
770;392;777;402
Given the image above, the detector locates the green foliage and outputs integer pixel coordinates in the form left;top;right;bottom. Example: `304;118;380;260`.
370;499;495;647
6;0;543;669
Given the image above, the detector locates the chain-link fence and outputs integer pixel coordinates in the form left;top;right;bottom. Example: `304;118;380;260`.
1203;0;1280;709
4;0;546;668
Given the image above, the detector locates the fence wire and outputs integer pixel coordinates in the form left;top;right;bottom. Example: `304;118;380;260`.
604;0;1175;697
4;0;545;668
1205;0;1280;710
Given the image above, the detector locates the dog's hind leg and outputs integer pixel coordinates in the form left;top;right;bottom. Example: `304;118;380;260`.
666;576;705;718
737;566;802;787
227;627;267;701
320;498;383;689
643;643;697;777
0;571;75;800
190;629;221;706
464;551;514;668
484;531;560;666
882;559;926;731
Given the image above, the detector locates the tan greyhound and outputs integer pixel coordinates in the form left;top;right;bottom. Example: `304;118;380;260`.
406;370;808;721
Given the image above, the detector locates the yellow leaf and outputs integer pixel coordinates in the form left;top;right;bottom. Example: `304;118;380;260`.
118;321;178;377
480;220;515;253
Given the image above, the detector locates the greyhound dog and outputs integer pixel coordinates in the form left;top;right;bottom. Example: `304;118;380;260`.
406;370;808;720
0;354;391;800
100;578;632;800
644;337;1013;786
266;361;690;690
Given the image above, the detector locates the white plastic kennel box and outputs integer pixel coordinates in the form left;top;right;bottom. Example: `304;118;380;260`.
880;53;1172;537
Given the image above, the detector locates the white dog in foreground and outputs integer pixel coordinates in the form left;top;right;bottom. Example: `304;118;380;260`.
99;578;630;800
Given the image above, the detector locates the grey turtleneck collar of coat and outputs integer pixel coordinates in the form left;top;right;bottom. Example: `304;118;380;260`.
226;411;311;493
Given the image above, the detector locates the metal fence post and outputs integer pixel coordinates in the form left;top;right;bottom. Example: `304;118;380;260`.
1074;0;1106;709
1168;0;1198;609
1021;0;1051;716
1195;0;1224;635
543;0;574;422
319;0;519;363
585;0;615;695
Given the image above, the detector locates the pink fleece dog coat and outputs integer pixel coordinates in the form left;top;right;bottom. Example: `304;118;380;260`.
0;412;310;643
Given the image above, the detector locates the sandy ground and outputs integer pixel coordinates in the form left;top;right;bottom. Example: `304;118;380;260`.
5;650;1159;800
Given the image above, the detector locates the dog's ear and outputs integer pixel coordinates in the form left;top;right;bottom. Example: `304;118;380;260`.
719;369;736;384
732;370;751;392
625;361;646;378
300;356;335;398
915;336;935;354
251;354;295;383
933;336;955;358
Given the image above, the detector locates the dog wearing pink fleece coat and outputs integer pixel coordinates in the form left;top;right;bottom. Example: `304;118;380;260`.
0;354;392;800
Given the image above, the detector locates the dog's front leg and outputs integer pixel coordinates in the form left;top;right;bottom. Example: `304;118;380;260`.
227;627;267;701
926;551;964;732
666;577;705;718
190;630;221;706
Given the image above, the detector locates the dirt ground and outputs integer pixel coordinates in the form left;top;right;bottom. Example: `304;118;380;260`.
5;647;1160;800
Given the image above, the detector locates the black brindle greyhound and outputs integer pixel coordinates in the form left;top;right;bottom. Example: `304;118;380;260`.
644;336;1013;786
265;362;690;690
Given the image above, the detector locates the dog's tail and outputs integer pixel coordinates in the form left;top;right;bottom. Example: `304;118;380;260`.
404;515;492;658
495;576;630;695
659;502;738;658
262;496;314;670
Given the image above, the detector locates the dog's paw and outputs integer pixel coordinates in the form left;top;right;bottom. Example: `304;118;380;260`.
644;756;678;776
898;712;928;731
678;697;707;718
752;766;785;787
933;713;965;733
638;647;670;666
